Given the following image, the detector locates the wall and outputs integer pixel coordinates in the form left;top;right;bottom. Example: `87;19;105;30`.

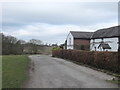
90;37;118;51
66;32;74;49
74;39;90;50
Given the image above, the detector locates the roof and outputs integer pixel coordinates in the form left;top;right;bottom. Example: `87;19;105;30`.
92;25;120;39
98;43;111;49
70;31;93;40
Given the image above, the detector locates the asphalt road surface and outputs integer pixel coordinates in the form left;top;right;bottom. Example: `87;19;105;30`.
25;55;118;88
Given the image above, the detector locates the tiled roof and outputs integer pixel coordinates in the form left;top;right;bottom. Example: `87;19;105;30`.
91;25;120;39
70;31;93;39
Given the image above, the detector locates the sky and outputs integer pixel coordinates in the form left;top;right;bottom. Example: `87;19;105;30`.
0;0;119;45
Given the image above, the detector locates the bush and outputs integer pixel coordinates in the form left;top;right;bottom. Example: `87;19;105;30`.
52;47;61;50
52;50;119;73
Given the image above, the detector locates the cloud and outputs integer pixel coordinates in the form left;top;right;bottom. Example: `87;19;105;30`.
1;2;118;44
2;2;118;26
1;0;119;3
3;22;117;44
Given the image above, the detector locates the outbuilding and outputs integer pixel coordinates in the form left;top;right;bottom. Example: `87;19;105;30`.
66;31;93;50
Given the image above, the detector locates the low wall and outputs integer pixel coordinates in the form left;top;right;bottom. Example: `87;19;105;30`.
52;50;119;73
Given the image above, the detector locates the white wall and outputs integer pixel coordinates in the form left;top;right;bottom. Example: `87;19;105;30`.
66;32;74;49
90;37;118;51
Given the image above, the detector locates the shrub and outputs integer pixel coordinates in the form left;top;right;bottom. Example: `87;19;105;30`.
52;47;61;50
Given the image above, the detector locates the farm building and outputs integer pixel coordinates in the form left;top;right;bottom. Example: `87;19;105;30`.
66;31;93;50
90;25;119;51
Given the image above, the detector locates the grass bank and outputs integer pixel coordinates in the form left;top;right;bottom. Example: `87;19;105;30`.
106;79;120;86
2;55;30;88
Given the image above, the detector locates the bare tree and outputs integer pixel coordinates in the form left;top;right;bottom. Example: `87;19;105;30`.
28;39;43;54
19;40;26;44
29;39;42;45
2;34;23;55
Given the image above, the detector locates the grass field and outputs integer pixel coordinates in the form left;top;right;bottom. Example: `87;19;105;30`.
2;55;30;88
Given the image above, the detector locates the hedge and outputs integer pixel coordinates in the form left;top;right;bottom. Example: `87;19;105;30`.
52;50;119;73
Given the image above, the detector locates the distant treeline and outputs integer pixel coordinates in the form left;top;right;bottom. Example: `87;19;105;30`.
1;33;53;55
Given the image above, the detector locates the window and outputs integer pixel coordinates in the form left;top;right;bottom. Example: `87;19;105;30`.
69;38;71;45
93;39;95;43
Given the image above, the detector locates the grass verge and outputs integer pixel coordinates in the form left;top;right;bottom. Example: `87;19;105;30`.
106;80;120;85
2;55;30;88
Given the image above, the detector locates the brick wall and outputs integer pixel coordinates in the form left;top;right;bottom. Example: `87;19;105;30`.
74;39;90;50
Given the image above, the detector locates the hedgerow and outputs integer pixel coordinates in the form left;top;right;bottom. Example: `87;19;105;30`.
52;50;119;73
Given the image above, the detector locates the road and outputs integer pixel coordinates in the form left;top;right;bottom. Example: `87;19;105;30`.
25;55;118;88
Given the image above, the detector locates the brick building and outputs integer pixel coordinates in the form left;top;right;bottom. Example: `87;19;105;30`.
66;31;93;50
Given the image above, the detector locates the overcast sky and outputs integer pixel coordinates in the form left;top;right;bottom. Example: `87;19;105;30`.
0;0;119;44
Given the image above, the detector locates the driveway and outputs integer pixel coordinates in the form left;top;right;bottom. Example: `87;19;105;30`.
25;55;118;88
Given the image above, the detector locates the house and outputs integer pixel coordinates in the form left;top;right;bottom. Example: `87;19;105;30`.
90;25;119;51
66;31;93;50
